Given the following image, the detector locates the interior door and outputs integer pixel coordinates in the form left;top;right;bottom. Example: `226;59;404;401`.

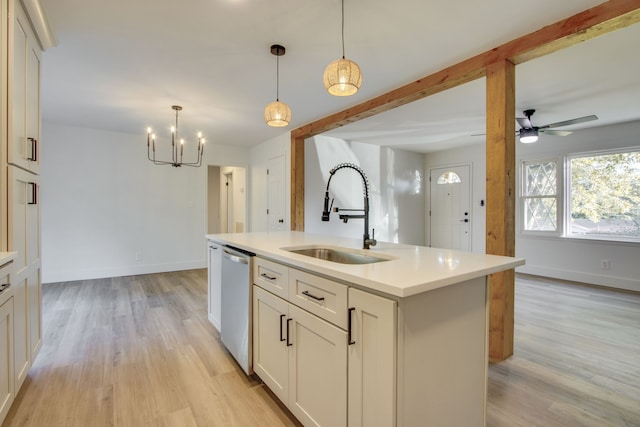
429;165;471;251
267;155;286;231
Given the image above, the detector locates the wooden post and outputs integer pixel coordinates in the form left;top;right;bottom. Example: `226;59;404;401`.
485;59;516;362
290;135;305;231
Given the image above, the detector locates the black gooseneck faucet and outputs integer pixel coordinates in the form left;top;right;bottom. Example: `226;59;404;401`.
322;163;377;250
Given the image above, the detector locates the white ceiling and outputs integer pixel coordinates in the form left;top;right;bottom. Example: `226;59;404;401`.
38;0;639;151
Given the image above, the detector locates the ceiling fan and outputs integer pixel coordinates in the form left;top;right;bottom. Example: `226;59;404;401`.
516;109;598;143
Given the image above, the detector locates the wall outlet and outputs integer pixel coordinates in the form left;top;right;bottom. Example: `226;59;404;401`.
136;251;143;262
600;259;610;270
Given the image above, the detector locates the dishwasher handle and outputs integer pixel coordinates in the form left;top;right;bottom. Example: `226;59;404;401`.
222;249;249;264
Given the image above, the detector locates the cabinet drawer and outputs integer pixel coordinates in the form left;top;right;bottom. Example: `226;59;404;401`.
253;257;289;299
289;269;348;329
0;266;12;307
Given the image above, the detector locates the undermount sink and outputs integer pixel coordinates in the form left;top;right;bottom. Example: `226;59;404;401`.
283;246;392;265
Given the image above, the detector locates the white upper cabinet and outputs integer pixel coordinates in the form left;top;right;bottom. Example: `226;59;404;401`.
9;2;41;174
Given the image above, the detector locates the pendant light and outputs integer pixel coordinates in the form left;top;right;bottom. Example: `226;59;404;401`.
264;44;291;127
323;0;362;96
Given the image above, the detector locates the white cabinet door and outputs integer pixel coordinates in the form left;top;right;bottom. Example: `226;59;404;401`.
348;288;397;427
10;3;41;173
8;167;36;390
252;286;289;405
207;242;222;331
0;297;15;424
27;264;41;359
11;278;28;391
288;304;347;427
8;165;40;383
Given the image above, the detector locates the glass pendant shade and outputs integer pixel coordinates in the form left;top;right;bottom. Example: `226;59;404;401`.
264;100;291;127
323;57;362;96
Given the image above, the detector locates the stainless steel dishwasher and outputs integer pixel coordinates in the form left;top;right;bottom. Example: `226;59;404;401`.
220;245;255;375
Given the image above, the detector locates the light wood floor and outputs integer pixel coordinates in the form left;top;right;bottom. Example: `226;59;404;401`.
3;270;639;426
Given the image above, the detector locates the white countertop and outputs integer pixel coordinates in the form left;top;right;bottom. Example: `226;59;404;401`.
206;231;524;298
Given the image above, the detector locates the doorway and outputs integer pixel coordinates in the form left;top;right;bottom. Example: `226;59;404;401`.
207;165;247;234
429;164;471;251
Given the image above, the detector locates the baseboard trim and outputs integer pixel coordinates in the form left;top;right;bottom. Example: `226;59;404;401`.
42;261;206;284
516;264;640;293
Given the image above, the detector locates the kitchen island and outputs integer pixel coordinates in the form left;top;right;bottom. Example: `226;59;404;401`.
206;231;524;427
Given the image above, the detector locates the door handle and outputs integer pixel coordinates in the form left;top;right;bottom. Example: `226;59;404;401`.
348;307;356;345
279;314;286;342
27;137;37;161
459;219;469;222
286;318;293;347
28;182;38;205
278;219;284;223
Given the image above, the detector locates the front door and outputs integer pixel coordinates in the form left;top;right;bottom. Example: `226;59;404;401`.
429;164;471;251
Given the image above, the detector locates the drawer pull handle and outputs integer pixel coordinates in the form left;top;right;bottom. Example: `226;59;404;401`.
0;283;10;294
302;290;325;301
348;307;356;345
261;273;277;281
286;318;293;347
279;314;286;342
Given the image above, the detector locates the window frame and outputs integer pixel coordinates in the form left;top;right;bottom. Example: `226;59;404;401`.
565;146;640;243
519;157;563;237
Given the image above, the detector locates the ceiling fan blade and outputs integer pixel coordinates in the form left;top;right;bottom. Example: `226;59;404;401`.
516;117;532;128
539;114;598;129
540;129;572;136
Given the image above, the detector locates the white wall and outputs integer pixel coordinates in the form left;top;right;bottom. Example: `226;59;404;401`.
424;144;487;253
249;132;290;232
423;120;640;292
304;135;425;245
41;122;249;283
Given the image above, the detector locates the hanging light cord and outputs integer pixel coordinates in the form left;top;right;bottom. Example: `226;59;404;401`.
341;0;346;59
276;53;280;102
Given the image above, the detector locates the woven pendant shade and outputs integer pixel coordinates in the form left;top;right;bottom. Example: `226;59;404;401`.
323;57;362;96
264;100;291;127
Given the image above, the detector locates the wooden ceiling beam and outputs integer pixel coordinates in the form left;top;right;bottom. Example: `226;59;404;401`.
291;0;640;140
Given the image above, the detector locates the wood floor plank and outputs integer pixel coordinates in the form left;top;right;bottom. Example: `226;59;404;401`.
2;269;639;426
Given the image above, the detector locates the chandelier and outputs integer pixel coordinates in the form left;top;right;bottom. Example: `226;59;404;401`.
146;105;205;167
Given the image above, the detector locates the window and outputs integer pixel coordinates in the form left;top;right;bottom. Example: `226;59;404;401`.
522;160;559;232
437;171;461;184
568;150;640;240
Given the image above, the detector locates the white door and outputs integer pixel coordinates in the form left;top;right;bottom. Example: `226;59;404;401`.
267;155;286;231
252;286;289;405
0;298;15;422
288;304;347;427
429;165;471;251
207;243;222;331
348;288;397;427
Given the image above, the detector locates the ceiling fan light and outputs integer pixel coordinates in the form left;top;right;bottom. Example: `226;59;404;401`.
519;128;539;143
323;58;362;96
264;100;291;127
